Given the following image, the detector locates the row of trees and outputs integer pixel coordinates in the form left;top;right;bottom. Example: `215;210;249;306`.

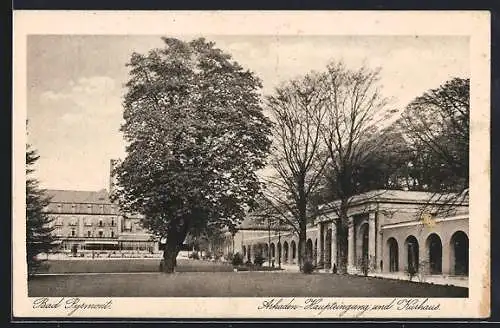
262;63;469;273
112;37;469;273
26;37;469;274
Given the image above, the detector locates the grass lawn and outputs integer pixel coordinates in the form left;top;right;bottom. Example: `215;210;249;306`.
36;258;234;273
29;272;468;298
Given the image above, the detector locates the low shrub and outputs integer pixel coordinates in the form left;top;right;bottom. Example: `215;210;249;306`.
245;260;253;266
231;252;244;266
253;254;265;267
189;252;200;260
405;265;417;281
362;263;368;276
302;260;314;274
357;257;369;276
159;259;165;272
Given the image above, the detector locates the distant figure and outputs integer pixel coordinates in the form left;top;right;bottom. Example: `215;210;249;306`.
71;245;78;257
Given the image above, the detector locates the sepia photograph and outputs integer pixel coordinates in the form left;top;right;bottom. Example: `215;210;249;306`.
13;11;490;319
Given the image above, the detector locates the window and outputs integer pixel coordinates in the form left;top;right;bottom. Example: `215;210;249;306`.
57;204;62;213
111;231;115;238
124;220;132;231
71;204;76;213
87;204;92;214
69;217;78;226
111;218;115;227
99;219;103;227
85;218;92;226
87;231;91;237
55;217;63;226
71;229;76;237
98;230;103;238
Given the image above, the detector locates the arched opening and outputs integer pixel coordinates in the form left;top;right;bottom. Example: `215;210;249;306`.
426;233;442;274
404;235;419;273
242;245;246;258
450;231;469;276
306;239;313;260
283;241;289;263
263;243;269;260
387;238;399;272
325;228;332;268
270;243;275;259
291;241;297;262
247;245;251;261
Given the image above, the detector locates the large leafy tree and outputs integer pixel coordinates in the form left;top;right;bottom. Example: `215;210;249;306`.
398;77;469;195
26;145;55;277
113;37;272;272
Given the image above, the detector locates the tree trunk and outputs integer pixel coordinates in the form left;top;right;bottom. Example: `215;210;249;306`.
298;190;307;272
162;241;180;273
336;219;348;274
298;222;307;271
336;201;349;274
161;221;189;273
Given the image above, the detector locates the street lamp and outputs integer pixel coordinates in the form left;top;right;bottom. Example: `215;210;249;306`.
278;226;281;269
268;218;271;267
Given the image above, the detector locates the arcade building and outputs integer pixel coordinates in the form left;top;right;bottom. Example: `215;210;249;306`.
230;190;469;278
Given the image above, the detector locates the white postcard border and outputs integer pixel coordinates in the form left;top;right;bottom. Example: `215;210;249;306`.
12;10;491;319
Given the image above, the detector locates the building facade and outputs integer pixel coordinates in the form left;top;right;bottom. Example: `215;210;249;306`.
44;189;158;256
231;190;469;278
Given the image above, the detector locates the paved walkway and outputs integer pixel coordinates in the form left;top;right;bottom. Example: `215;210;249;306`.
281;264;468;288
367;272;469;288
262;261;301;272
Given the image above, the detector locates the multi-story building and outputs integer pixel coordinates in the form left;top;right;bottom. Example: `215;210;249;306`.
230;189;469;279
45;188;158;256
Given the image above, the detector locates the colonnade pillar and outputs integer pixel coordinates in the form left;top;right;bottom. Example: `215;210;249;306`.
347;216;355;273
368;212;376;271
331;222;337;270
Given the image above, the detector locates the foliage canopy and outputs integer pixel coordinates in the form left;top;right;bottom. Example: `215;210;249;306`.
112;38;272;271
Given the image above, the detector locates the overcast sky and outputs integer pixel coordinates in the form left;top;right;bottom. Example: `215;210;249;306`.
27;35;469;191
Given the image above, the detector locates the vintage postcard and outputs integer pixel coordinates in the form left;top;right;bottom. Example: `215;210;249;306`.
12;11;490;319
